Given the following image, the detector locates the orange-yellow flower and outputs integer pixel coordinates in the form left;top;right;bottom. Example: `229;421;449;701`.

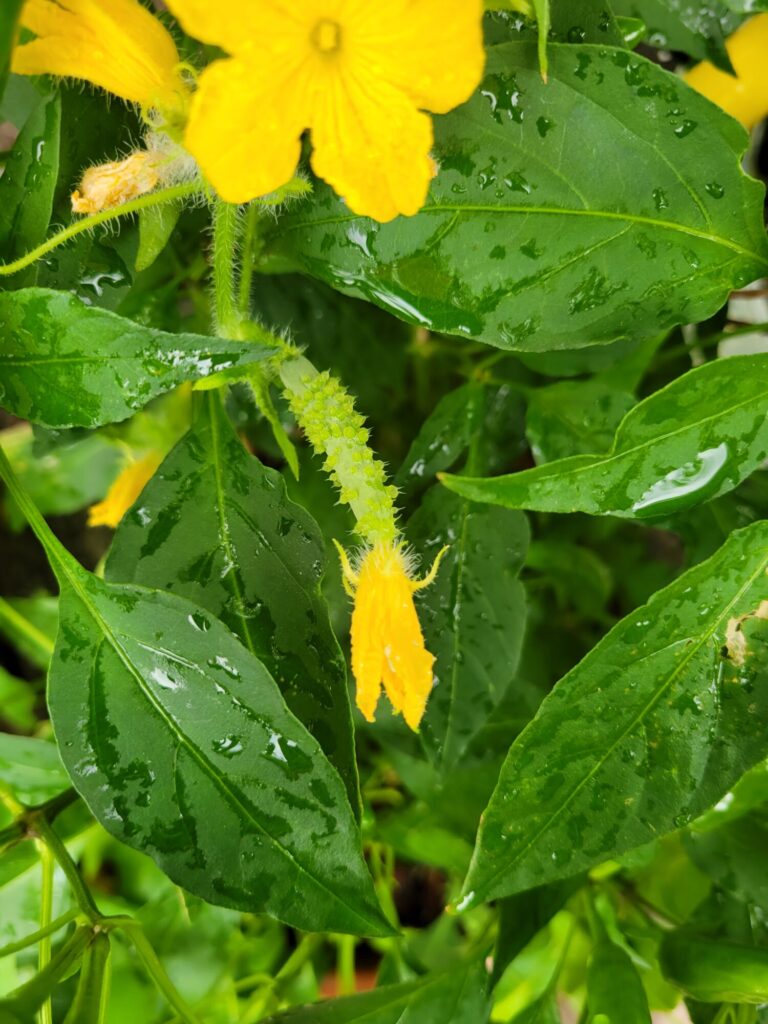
336;539;447;730
12;0;187;116
163;0;486;222
88;452;162;529
686;14;768;130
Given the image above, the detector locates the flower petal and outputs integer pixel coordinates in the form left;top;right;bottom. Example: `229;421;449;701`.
310;71;434;222
350;573;385;722
184;57;306;203
349;0;486;114
165;0;302;54
13;0;182;108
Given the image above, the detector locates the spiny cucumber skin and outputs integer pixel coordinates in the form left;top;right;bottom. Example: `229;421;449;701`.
288;370;398;545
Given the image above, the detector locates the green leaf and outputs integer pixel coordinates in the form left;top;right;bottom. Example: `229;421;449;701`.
395;383;487;499
442;355;768;519
136;202;181;272
105;394;360;814
0;735;69;805
493;879;582;986
265;42;768;352
513;993;562;1023
0;927;92;1022
687;807;768;907
1;424;121;524
525;380;636;463
455;520;768;910
611;0;737;71
49;557;390;935
0;668;36;732
660;932;768;1003
587;938;651;1023
262;962;491;1022
0;288;275;428
0;89;60;286
0;1;23;104
407;487;529;771
0;595;57;670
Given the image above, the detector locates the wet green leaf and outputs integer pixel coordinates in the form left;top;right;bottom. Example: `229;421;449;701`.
456;520;768;909
587;938;651;1022
106;394;360;814
0;735;68;805
525;380;636;463
442;355;768;519
407;487;529;771
396;383;487;499
49;556;390;935
611;0;737;70
262;961;491;1022
0;288;275;428
0;89;60;287
266;42;768;351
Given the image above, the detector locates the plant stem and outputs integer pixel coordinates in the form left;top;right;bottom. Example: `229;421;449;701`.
34;817;101;923
0;181;202;278
0;447;72;582
0;596;55;661
0;909;79;960
237;203;265;318
123;926;203;1024
336;935;357;996
212;200;242;337
37;843;55;1024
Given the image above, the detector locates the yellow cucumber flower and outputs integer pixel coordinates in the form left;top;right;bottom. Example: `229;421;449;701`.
336;539;447;730
88;452;162;529
12;0;187;116
163;0;485;222
686;14;768;130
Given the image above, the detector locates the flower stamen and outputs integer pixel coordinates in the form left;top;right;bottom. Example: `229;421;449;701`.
312;19;343;54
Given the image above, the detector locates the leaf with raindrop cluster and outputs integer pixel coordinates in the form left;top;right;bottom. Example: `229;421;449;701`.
611;0;738;71
105;393;360;814
442;354;768;520
0;288;276;429
264;42;768;352
455;519;768;910
262;961;491;1022
407;487;529;772
46;552;391;935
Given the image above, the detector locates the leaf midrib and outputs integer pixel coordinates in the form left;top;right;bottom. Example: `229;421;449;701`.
467;543;768;902
278;203;768;267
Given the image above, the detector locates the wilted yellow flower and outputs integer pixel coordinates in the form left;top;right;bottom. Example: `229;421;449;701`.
164;0;485;221
12;0;187;116
88;452;162;529
336;539;447;730
71;151;161;214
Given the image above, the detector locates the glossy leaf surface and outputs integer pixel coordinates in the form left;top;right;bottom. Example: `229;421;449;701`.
611;0;736;69
0;289;274;428
443;355;768;519
0;90;60;284
457;521;768;909
525;379;635;463
0;734;68;805
266;43;768;351
263;962;490;1022
49;562;389;936
407;487;528;771
106;395;359;811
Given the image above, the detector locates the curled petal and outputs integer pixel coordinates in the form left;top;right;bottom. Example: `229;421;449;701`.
88;453;163;529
